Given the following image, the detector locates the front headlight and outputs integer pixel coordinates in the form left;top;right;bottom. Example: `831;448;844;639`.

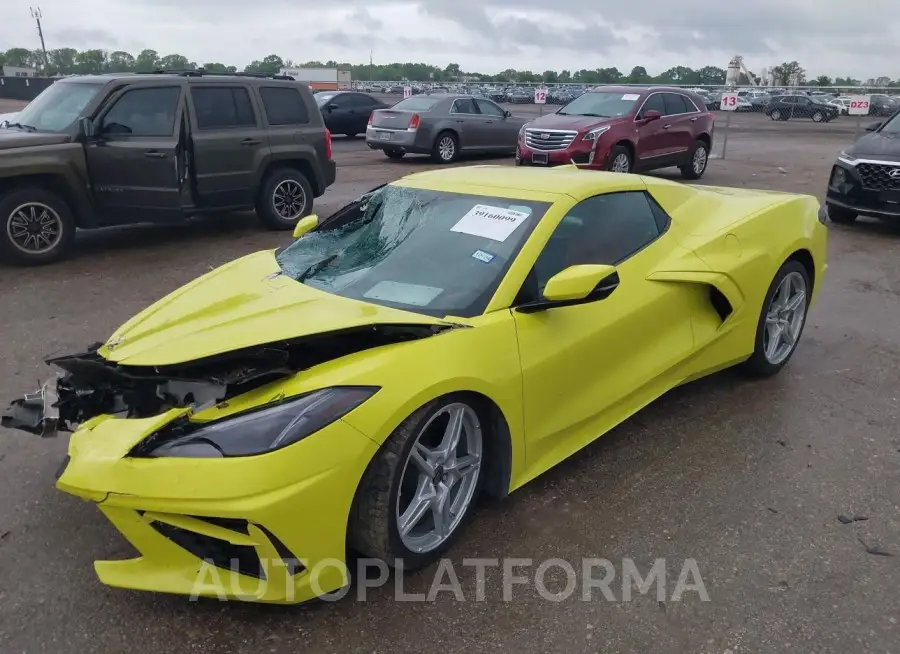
582;125;610;141
141;387;378;458
519;122;529;138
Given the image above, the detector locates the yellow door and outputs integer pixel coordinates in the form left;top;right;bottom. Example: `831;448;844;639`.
511;191;697;484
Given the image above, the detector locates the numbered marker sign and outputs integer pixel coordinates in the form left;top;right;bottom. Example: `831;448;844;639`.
720;93;739;111
534;88;548;104
403;86;412;99
848;95;870;116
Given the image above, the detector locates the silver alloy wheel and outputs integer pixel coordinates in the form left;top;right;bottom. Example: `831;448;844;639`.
611;153;630;173
395;403;483;554
6;202;63;254
272;180;307;221
763;271;808;365
692;146;708;175
812;111;823;122
772;109;781;120
438;135;456;161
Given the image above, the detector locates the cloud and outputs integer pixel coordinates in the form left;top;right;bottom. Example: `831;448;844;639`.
1;0;897;79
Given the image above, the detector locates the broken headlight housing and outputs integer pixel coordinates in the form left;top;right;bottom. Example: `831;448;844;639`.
139;387;378;458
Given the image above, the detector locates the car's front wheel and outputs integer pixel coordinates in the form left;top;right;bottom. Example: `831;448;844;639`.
770;109;782;120
349;396;485;570
741;260;811;377
0;187;77;266
607;145;632;173
811;111;824;122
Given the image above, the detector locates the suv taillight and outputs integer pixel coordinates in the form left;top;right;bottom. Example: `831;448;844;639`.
408;113;420;130
324;128;332;160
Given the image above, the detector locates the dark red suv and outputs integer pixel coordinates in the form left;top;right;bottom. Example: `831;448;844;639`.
516;86;715;179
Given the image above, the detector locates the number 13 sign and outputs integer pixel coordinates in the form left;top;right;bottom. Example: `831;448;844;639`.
720;93;739;111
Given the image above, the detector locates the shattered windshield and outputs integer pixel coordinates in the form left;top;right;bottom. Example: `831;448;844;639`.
275;186;552;318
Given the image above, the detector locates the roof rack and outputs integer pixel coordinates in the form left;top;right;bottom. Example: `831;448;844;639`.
144;69;293;80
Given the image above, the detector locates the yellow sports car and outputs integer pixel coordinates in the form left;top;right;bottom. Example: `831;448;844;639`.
3;166;827;603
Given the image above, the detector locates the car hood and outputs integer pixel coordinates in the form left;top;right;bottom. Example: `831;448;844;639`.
526;113;624;132
845;130;900;160
99;250;457;367
0;128;72;150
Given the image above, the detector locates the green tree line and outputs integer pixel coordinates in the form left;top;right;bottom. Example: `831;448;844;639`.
1;46;896;88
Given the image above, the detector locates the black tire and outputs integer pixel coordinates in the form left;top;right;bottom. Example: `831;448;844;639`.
811;111;824;123
740;260;811;377
827;205;858;224
0;187;77;266
606;145;632;173
432;131;459;164
680;139;710;180
770;109;782;121
348;396;486;570
384;149;405;160
255;167;314;230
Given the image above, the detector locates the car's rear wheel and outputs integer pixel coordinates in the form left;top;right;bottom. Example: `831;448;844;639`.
385;149;405;160
680;139;709;180
827;205;858;224
256;168;314;230
607;146;632;173
349;396;485;570
770;109;782;120
741;260;811;377
432;131;459;164
0;187;76;266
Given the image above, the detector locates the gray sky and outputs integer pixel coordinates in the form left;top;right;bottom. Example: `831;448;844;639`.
3;0;898;79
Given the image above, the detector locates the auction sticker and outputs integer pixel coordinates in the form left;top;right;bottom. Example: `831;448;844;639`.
451;205;530;242
622;94;640;101
472;249;495;263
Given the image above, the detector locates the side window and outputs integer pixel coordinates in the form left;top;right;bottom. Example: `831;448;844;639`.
102;87;181;136
475;99;505;117
191;87;256;129
526;192;664;296
259;87;310;125
663;93;689;115
349;94;374;107
328;94;349;108
451;98;478;114
680;94;700;112
640;93;666;117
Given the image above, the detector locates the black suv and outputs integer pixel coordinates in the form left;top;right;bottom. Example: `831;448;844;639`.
0;70;336;265
765;94;839;122
826;110;900;225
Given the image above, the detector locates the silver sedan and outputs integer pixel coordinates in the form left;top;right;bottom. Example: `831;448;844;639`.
366;94;528;163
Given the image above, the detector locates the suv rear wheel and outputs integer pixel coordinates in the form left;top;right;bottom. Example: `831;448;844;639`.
680;139;709;180
0;187;76;266
256;168;314;230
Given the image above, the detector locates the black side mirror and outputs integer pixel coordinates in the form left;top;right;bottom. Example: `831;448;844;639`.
866;122;882;132
504;110;512;118
326;104;338;112
78;117;96;139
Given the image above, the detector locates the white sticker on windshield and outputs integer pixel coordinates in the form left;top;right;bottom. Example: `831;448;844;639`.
622;94;640;101
363;281;443;307
450;204;530;242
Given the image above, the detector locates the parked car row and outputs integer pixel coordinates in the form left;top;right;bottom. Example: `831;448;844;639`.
365;86;715;183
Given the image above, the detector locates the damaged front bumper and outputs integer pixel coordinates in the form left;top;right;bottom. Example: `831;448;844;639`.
56;405;379;602
2;379;61;436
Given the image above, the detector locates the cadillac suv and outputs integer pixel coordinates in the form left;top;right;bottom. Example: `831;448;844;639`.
515;86;715;179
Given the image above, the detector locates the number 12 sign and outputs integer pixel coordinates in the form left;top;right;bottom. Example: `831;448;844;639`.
720;93;739;111
534;88;547;104
848;95;870;116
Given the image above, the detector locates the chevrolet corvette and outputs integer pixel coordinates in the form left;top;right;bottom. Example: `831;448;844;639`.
2;165;827;603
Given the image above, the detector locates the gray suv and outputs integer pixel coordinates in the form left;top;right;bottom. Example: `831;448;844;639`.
0;70;336;265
